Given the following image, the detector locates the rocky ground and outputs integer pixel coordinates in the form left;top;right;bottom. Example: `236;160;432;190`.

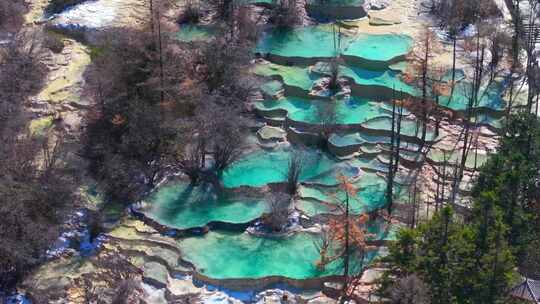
22;218;343;303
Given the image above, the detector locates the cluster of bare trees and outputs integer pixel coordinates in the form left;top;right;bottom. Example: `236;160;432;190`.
404;28;443;145
74;252;144;304
263;193;292;232
399;9;521;217
314;175;375;303
82;0;257;201
386;91;405;215
424;0;500;29
0;25;77;293
270;0;302;29
178;0;202;24
260;150;305;232
0;0;27;35
396;0;540;230
427;0;540;119
171;100;247;185
506;0;540;116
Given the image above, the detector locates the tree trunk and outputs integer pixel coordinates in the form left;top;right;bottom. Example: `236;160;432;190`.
341;191;350;303
149;0;155;36
394;91;403;175
157;7;165;105
441;151;447;207
447;35;457;106
387;88;396;215
421;48;428;146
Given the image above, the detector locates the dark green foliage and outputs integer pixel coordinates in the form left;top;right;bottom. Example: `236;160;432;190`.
520;239;540;280
378;114;540;303
378;228;419;293
379;207;515;304
473;113;540;261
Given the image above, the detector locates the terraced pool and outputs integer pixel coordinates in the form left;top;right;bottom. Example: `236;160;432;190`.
38;0;513;298
178;230;366;280
221;147;358;188
255;96;389;125
256;26;413;67
297;172;388;215
175;25;216;42
144;182;268;229
140;11;505;289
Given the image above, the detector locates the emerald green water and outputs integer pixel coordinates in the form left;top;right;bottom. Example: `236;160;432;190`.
256;26;342;59
339;65;416;95
427;149;488;169
438;81;506;112
221;148;357;188
255;96;389;125
329;133;390;147
297;198;338;217
368;218;399;241
472;113;503;129
362;116;440;141
343;34;413;62
254;63;319;91
256;26;412;64
254;61;415;97
442;69;466;82
297;172;387;216
260;80;284;98
311;61;416;95
145;182;267;229
350;157;389;173
177;230;364;279
175;25;216;42
298;186;364;213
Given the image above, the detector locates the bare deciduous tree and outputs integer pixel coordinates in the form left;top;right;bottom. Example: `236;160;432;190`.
270;0;302;29
212;110;246;172
178;0;201;24
0;0;27;34
317;99;338;150
286;150;304;195
404;27;440;145
264;193;291;232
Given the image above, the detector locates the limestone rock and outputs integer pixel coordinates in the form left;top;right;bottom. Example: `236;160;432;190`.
364;0;391;10
255;289;299;303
